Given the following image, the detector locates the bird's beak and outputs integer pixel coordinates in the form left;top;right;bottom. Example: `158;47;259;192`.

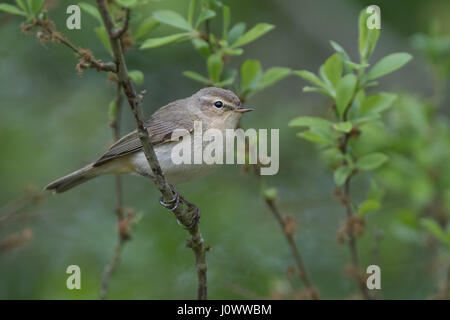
234;107;254;113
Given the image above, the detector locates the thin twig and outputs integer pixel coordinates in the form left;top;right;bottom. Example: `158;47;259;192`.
100;83;127;300
96;0;208;300
0;189;45;229
111;8;131;39
265;198;319;300
342;177;370;299
29;19;116;73
100;233;125;298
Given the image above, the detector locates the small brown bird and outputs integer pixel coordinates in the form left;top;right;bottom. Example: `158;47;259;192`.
45;87;253;193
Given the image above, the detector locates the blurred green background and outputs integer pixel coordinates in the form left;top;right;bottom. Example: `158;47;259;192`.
0;0;449;299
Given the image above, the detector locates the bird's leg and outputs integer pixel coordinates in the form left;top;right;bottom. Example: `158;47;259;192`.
135;169;181;212
136;172;200;229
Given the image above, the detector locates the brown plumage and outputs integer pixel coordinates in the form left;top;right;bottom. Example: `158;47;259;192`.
45;87;251;193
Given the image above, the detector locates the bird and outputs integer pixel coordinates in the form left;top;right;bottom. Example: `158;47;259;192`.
45;87;253;193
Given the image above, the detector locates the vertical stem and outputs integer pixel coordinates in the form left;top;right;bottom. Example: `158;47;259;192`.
342;177;370;299
265;198;319;299
101;83;128;300
340;96;371;300
341;131;370;300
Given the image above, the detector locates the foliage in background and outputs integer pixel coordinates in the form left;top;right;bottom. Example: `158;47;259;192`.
290;9;412;298
137;0;291;101
1;0;449;299
377;24;450;298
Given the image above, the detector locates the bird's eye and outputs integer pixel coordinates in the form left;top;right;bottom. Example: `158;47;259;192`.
214;101;223;108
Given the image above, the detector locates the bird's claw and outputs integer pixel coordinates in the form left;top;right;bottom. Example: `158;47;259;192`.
159;185;180;211
159;185;201;230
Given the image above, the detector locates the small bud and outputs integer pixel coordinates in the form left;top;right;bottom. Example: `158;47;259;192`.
263;187;277;201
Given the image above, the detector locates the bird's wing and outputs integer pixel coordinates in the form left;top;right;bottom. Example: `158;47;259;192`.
94;102;197;167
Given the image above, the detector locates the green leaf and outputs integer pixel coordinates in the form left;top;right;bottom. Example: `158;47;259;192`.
195;9;215;28
182;71;210;84
134;17;160;40
227;22;245;45
357;152;388;170
335;74;357;117
358;199;381;216
128;70;144;85
153;10;192;31
302;86;331;97
94;26;112;54
297;127;334;145
346;61;369;70
222;5;230;40
354;114;380;125
191;38;210;57
15;0;28;13
333;121;352;133
330;40;352;73
360;93;397;114
115;0;138;8
215;69;236;87
30;0;44;14
207;53;223;82
140;33;190;49
257;67;291;91
359;9;380;62
187;0;198;26
289;116;332;128
324;53;343;88
421;218;449;245
240;59;261;92
334;166;351;186
367;53;412;80
0;3;27;16
79;2;102;23
294;70;326;88
231;23;274;48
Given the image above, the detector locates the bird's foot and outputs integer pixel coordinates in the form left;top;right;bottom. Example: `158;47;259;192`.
159;184;180;211
159;185;200;230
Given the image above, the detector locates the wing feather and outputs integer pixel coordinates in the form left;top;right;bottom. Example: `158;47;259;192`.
94;101;197;166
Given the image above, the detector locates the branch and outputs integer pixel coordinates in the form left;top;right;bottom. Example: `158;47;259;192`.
101;83;129;300
0;188;46;229
96;0;208;300
265;198;319;300
338;98;371;300
111;8;131;39
28;18;116;73
342;177;370;299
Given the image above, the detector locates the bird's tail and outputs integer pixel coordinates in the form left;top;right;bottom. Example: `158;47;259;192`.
45;163;100;193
